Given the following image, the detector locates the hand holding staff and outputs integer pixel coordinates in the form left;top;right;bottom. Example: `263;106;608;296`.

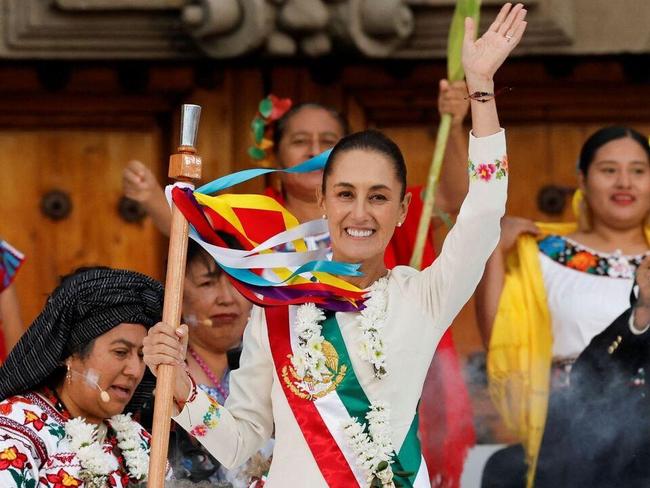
147;104;202;487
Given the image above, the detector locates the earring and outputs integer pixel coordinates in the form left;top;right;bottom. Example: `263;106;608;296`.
65;363;72;385
322;214;327;220
397;222;402;227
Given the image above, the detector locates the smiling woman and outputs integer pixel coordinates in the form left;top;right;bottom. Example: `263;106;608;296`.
143;3;526;487
318;130;410;283
476;125;650;487
0;267;165;488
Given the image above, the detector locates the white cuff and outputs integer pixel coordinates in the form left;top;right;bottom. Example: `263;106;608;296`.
629;311;650;335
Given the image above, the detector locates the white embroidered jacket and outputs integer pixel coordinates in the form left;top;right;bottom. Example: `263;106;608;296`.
0;390;153;488
173;130;508;487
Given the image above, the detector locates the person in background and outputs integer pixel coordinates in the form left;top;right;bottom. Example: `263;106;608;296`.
169;239;269;487
541;255;650;488
476;126;650;487
0;266;165;487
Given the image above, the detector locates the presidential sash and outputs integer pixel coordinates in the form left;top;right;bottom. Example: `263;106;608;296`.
265;306;429;487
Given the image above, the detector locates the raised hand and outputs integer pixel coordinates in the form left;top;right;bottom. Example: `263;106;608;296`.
438;79;470;126
462;3;527;86
123;159;160;203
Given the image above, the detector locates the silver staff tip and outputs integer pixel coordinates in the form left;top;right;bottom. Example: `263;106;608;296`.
180;104;202;148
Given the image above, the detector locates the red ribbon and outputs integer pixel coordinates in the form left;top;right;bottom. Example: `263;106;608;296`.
265;306;359;486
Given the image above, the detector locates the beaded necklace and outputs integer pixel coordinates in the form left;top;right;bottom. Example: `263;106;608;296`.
188;346;229;401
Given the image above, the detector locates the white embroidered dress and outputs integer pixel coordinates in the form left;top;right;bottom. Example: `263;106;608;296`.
0;390;153;488
173;130;509;487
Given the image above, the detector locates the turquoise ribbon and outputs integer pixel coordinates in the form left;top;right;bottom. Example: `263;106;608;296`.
197;149;331;195
188;227;361;288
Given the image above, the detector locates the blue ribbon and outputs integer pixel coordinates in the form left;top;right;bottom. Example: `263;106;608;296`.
188;228;361;288
197;149;331;195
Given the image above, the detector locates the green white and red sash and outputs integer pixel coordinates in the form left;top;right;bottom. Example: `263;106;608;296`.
265;306;429;487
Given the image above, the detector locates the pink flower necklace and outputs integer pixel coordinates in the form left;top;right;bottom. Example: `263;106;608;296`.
187;346;229;401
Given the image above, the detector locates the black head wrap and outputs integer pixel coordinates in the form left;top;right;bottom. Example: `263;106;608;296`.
0;267;163;400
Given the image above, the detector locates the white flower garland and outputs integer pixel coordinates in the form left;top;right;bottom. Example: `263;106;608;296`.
110;413;149;481
357;277;389;379
292;276;389;384
342;401;396;487
291;302;328;383
65;413;148;487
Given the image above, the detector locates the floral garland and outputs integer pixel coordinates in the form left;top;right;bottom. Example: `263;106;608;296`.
64;413;148;487
110;414;149;481
290;279;397;485
342;402;395;487
291;277;389;384
356;278;389;379
291;303;328;382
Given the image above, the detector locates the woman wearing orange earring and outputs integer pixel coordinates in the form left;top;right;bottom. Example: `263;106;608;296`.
476;126;650;487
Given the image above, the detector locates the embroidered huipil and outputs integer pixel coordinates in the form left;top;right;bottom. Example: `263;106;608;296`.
173;130;508;487
0;390;153;487
538;235;650;360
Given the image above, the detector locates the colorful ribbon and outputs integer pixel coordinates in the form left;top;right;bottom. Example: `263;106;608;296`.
172;150;366;311
0;240;24;291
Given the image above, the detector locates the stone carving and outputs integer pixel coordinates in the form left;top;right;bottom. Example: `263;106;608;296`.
1;0;646;60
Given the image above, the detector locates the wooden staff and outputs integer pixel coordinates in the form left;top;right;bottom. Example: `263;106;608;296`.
148;104;202;487
409;0;481;269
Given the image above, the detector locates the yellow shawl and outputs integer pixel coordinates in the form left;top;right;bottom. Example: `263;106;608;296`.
488;218;650;487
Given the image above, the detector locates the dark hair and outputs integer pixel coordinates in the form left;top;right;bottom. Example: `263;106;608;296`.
578;126;650;175
272;102;349;150
186;232;243;278
322;129;407;200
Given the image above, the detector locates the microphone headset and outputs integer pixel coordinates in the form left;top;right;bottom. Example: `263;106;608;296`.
67;366;111;403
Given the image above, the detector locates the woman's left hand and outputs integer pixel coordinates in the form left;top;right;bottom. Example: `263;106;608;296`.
462;3;528;86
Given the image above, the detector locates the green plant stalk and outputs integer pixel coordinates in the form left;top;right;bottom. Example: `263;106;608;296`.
409;115;452;269
409;0;480;270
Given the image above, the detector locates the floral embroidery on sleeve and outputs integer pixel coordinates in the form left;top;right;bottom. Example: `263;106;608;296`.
469;155;508;182
190;396;222;438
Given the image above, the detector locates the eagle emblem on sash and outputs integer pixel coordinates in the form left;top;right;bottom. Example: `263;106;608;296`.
282;340;347;400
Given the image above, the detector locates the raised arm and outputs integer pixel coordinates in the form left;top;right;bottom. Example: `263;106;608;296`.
463;2;527;137
122;160;172;237
402;4;528;330
474;216;539;347
435;79;470;216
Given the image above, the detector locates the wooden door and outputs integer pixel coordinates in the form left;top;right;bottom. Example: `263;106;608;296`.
0;128;166;325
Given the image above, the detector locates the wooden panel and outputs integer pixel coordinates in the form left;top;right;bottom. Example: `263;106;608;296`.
380;126;437;186
0;128;165;326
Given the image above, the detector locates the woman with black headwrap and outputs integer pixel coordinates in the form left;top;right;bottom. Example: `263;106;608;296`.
0;266;164;488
